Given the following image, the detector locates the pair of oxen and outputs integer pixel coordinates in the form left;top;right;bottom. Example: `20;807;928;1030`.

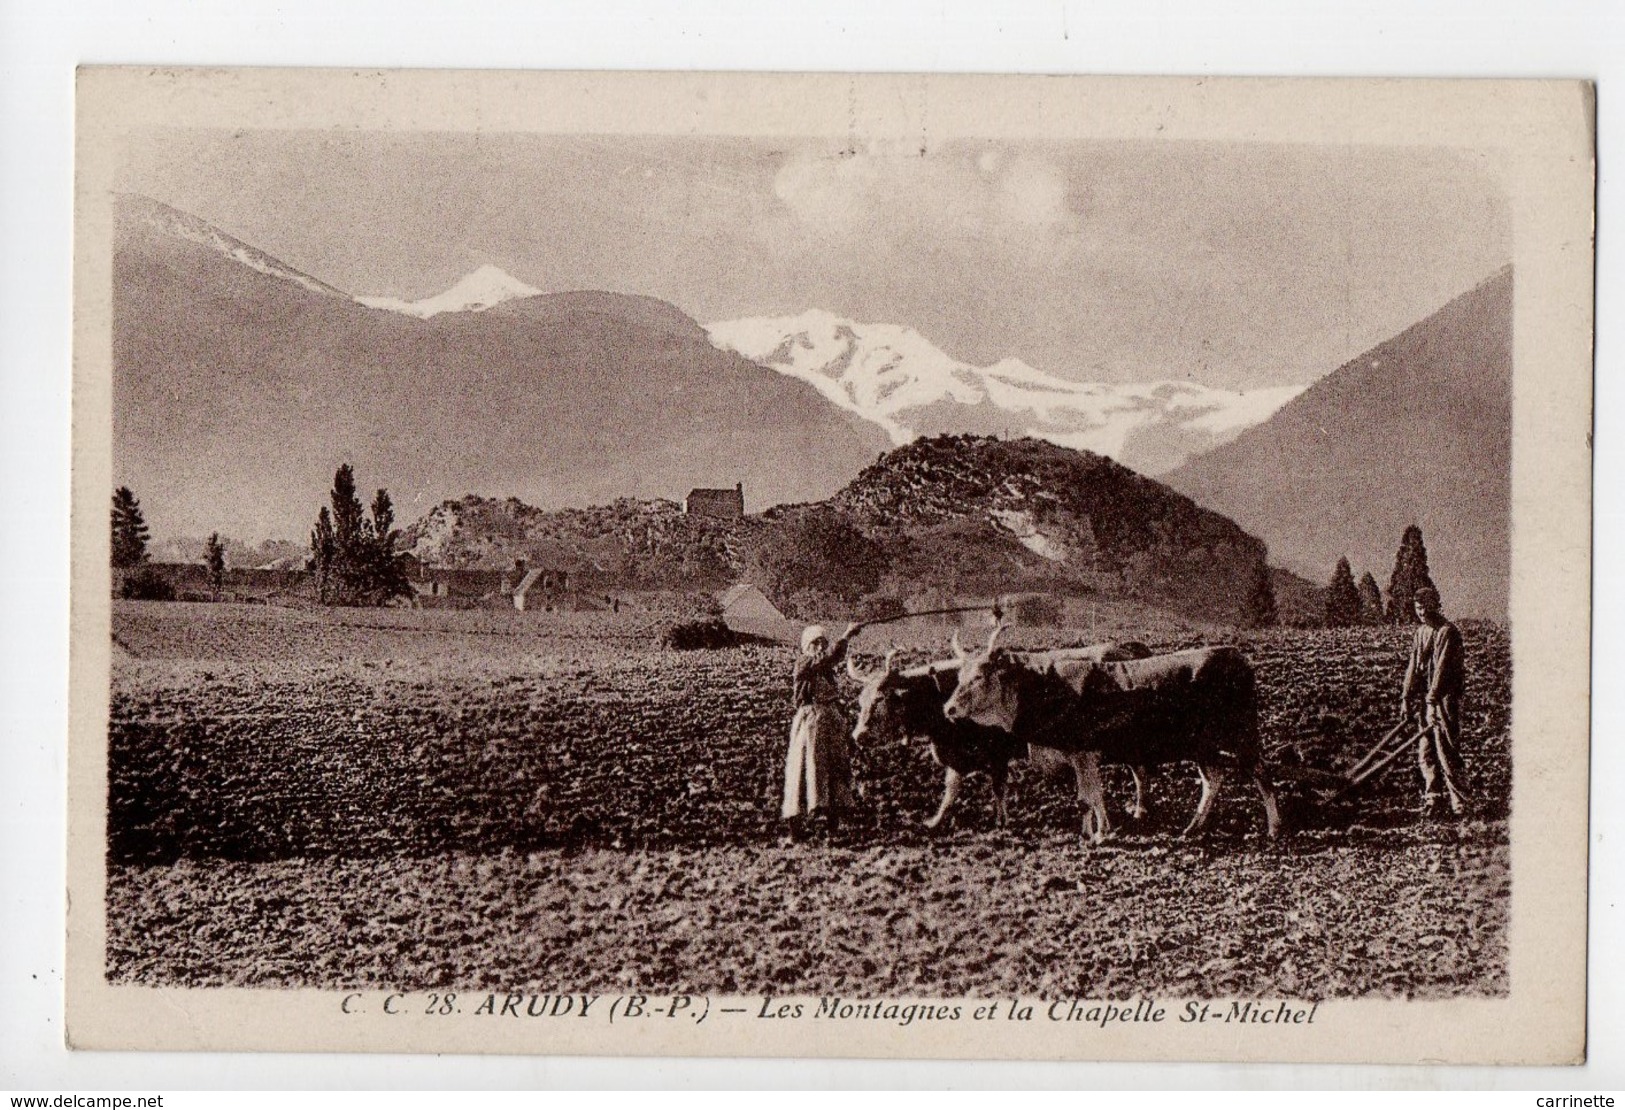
845;628;1284;843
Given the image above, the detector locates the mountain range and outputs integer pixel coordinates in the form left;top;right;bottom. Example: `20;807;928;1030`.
112;194;1511;618
113;195;888;542
707;311;1305;476
356;264;542;318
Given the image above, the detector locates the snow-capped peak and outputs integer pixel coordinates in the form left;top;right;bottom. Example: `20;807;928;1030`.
357;265;542;319
707;311;992;443
706;311;1308;475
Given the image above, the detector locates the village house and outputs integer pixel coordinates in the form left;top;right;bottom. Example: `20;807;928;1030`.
408;566;507;603
504;558;571;612
684;482;745;519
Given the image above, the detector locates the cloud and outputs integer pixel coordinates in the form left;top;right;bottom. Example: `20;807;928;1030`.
772;143;1079;240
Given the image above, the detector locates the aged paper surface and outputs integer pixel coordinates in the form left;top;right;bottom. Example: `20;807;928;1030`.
69;68;1593;1063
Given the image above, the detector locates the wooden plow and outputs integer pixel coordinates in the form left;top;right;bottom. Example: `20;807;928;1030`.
1274;717;1431;803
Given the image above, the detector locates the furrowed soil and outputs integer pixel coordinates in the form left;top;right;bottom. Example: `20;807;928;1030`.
105;601;1511;998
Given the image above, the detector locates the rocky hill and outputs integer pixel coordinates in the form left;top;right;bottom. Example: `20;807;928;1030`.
403;435;1277;627
825;436;1274;624
402;495;750;591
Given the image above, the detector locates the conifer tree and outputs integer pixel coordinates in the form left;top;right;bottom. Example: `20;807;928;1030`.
110;487;151;569
1324;557;1362;627
1385;525;1436;623
328;464;369;602
204;533;227;599
1357;571;1384;625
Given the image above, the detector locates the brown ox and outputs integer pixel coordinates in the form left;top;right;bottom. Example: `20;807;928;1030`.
941;627;1282;844
848;640;1153;829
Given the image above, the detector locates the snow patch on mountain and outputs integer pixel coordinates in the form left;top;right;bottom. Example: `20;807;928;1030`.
1178;384;1307;436
990;508;1071;562
706;310;1307;474
358;265;542;318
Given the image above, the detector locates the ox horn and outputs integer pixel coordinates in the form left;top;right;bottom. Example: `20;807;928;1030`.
951;630;967;661
883;648;901;673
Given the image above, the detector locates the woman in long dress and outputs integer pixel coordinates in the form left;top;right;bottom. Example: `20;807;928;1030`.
782;621;864;836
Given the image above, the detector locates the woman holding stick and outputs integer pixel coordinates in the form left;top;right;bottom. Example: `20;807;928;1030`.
782;620;865;839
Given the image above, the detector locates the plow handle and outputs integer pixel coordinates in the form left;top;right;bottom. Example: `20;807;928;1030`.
1331;720;1428;801
1342;716;1420;783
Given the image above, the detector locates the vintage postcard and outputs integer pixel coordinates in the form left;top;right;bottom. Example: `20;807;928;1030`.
68;69;1594;1063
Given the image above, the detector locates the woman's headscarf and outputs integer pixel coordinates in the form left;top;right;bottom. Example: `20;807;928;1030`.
800;624;828;655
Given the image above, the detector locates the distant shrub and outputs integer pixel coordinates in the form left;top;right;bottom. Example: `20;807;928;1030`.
120;567;176;601
660;618;740;651
857;593;907;622
744;509;885;607
1008;593;1064;626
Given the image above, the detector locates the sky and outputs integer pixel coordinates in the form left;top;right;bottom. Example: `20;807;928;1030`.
116;129;1511;390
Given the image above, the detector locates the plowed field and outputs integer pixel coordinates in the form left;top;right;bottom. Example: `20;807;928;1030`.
105;602;1511;999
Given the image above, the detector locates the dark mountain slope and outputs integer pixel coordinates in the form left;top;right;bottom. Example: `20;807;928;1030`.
1164;267;1511;618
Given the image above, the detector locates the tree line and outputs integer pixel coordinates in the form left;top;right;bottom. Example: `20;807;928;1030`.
309;464;411;605
1323;524;1437;627
112;473;1442;624
111;486;197;600
110;465;412;607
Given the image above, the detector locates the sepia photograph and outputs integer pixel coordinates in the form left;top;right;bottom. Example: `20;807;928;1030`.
64;69;1594;1064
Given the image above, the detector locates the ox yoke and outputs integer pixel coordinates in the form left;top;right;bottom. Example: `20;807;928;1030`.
1043;644;1250;691
894;641;1152;682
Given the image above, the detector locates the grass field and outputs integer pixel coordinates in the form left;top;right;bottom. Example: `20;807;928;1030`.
105;601;1511;999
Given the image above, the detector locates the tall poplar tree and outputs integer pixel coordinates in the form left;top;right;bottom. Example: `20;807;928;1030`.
366;488;411;604
204;532;227;599
311;466;411;606
310;507;337;604
329;464;369;602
